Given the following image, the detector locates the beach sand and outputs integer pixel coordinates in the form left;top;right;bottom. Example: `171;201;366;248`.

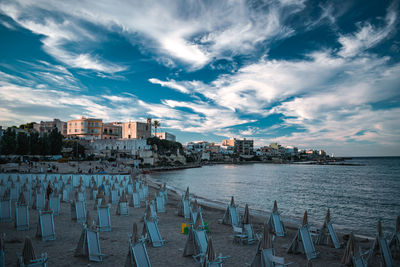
1;176;378;267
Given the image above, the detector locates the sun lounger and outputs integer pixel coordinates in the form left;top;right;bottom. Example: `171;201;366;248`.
36;210;56;241
15;202;29;230
62;189;69;202
261;248;292;267
75;227;104;262
144;219;165;248
126;241;151;267
49;195;60;216
378;237;394;267
193;229;208;262
156;194;165;213
117;202;129;216
35;193;45;210
287;225;318;260
23;191;31;205
130;192;140;208
0;199;11;223
268;213;286;237
75;201;86;224
299;226;318;260
221;204;241;227
326;222;341;248
17;253;48;267
111;190;118;204
353;255;367;267
97;205;111;232
10;187;18;201
243;224;256;244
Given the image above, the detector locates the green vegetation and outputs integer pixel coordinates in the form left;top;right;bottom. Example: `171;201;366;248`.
147;136;183;155
0;127;63;155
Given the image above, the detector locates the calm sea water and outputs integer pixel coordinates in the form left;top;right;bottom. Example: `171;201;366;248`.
149;157;400;237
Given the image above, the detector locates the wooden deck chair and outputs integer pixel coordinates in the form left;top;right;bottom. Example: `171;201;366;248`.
75;227;104;262
125;240;151;267
36;210;56;241
22;191;31;206
97;205;111;232
243;224;256;245
18;254;48;267
261;248;292;267
221;205;241;227
117;202;129;216
143;218;165;247
49;195;60;216
75;201;86;224
389;232;400;260
62;189;69;202
370;237;395;267
130;192;141;208
193;229;209;262
149;201;158;220
287;226;318;260
15;202;29;230
111;190;118;204
326;222;341;248
0;199;11;223
35;193;45;211
353;255;367;267
156;194;165;213
267;213;286;237
10;187;19;202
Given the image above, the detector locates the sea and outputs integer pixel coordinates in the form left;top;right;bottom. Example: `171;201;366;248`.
149;157;400;237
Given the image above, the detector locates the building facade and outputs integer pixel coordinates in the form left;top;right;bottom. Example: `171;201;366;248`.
102;123;122;139
88;139;150;157
155;132;176;142
67;117;103;139
33;119;67;136
120;120;151;140
222;138;254;155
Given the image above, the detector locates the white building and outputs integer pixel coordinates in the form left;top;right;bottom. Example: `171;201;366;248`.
155;132;176;141
88;139;151;157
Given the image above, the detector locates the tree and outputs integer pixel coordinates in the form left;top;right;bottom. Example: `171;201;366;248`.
48;128;63;155
0;128;17;155
39;133;50;155
19;122;36;130
153;120;160;136
29;132;41;155
16;132;30;155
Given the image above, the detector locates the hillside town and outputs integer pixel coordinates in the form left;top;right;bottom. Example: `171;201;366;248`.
0;117;333;170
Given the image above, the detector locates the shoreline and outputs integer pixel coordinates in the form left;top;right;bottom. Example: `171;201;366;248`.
144;174;374;241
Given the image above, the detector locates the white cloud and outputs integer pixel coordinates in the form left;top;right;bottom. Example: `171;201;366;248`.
0;0;305;69
0;2;127;73
148;78;190;94
338;5;397;57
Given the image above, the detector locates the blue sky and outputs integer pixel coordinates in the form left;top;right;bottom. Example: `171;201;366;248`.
0;0;399;156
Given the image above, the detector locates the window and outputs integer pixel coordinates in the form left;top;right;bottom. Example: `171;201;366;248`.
75;122;77;126
128;124;131;128
75;129;78;132
95;123;98;126
128;135;131;139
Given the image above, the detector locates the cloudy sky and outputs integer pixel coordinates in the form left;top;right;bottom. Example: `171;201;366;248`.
0;0;399;156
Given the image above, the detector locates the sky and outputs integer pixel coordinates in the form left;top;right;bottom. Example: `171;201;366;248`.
0;0;399;156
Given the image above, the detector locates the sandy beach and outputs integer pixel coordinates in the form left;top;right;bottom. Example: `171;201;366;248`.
1;162;385;266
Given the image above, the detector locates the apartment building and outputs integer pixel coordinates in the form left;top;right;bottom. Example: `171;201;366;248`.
67;117;103;139
33;119;67;136
120;119;152;139
222;138;254;155
102;123;122;139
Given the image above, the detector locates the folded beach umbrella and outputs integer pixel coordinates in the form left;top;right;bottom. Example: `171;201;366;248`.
316;209;330;245
377;219;383;237
184;187;190;200
396;215;400;233
193;210;202;230
131;223;139;244
230;196;235;206
22;237;36;265
18;191;27;204
85;210;91;227
302;211;308;227
273;200;278;213
202;237;216;267
341;232;355;265
242;204;251;225
261;223;274;250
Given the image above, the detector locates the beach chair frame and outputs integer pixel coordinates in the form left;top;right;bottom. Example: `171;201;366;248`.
268;212;286;237
0;199;12;223
15;202;29;230
37;210;56;241
97;205;111;232
75;201;86;224
127;241;151;267
87;228;103;262
193;229;208;262
144;219;165;248
326;222;341;248
49;195;60;216
299;226;318;260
